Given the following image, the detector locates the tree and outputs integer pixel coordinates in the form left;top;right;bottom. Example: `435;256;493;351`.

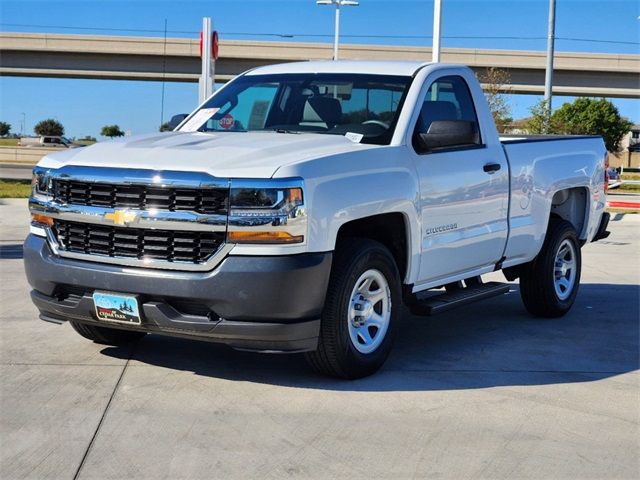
0;122;10;137
525;100;558;135
478;67;512;133
552;98;633;152
34;118;64;136
101;125;125;138
159;122;172;132
526;98;633;152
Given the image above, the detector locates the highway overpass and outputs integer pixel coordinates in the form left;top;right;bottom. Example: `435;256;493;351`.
1;32;638;98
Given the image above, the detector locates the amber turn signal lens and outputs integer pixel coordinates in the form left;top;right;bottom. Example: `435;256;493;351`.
31;213;54;226
227;231;303;244
288;187;303;204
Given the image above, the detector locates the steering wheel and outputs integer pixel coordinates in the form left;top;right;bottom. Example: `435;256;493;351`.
362;120;390;129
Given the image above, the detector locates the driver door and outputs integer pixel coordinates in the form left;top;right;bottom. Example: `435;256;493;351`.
412;74;509;287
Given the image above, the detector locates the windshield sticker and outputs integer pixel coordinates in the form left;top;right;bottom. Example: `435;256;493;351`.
180;108;219;132
219;114;235;130
345;132;364;143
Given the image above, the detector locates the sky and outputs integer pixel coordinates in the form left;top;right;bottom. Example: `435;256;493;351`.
0;0;638;138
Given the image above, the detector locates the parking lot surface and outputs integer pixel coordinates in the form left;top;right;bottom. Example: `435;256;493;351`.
1;198;638;479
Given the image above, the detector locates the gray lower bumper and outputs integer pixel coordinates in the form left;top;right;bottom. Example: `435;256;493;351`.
24;235;332;352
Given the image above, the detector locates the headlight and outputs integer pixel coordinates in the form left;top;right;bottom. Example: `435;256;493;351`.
227;179;306;244
31;167;53;199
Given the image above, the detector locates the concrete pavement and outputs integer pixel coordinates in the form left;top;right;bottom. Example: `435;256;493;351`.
0;166;31;180
1;198;638;479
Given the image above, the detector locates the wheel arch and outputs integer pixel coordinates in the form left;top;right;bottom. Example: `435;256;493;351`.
549;187;590;240
335;212;412;283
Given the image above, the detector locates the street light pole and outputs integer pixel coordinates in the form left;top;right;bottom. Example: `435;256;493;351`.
544;0;556;111
432;0;442;63
317;0;359;61
334;2;340;60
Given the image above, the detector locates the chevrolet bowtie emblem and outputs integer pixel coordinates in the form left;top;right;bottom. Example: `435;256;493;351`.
104;210;137;226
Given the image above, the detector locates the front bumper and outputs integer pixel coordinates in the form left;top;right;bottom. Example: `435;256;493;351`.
24;235;332;352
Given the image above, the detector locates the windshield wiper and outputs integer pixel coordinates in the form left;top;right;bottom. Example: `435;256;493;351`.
273;128;301;134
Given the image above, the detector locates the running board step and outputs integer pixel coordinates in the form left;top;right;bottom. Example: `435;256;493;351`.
409;281;511;316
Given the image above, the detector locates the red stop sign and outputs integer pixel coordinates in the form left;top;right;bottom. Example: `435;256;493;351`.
212;31;219;61
219;114;234;130
199;31;219;60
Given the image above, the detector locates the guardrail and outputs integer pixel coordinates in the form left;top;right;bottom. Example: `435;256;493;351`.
0;146;61;166
2;145;639;171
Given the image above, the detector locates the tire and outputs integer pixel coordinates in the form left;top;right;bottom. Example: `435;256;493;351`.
519;219;582;318
305;238;402;379
70;321;146;345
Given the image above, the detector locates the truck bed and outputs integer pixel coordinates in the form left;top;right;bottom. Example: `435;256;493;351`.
499;134;601;144
499;134;606;267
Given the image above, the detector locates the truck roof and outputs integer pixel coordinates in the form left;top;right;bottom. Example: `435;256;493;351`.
245;60;430;77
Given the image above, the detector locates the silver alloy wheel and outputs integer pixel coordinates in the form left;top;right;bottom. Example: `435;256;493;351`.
553;239;577;300
347;269;392;354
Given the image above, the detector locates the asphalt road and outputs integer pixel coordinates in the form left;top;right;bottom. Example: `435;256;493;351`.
1;198;638;480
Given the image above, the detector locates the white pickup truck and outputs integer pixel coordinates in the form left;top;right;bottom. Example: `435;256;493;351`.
25;61;610;378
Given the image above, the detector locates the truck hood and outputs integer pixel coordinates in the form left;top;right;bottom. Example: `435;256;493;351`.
38;131;377;178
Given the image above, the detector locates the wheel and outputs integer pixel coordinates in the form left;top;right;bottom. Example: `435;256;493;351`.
519;219;582;318
305;238;402;379
70;321;145;345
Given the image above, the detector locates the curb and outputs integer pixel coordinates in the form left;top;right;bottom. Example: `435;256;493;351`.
608;201;640;209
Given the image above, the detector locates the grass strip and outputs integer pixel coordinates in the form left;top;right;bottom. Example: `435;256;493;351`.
0;179;31;198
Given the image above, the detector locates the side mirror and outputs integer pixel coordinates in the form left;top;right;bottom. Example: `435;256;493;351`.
416;120;478;152
168;114;189;130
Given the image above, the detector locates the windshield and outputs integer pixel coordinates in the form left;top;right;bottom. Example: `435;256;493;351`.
178;73;412;145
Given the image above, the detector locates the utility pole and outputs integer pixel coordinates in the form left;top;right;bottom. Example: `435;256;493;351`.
199;17;215;104
544;0;556;111
432;0;442;63
160;18;167;127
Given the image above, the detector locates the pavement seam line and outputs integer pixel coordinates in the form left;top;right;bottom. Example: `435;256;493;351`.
72;343;137;480
2;362;133;367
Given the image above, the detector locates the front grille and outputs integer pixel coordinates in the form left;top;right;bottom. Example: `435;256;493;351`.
54;220;225;264
52;180;228;215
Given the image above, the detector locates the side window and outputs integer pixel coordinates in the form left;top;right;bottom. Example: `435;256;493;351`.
414;75;481;151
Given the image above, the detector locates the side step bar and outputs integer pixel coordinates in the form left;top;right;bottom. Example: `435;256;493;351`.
409;281;511;316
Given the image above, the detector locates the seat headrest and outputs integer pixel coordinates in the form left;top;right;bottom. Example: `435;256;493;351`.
303;96;342;127
420;101;459;131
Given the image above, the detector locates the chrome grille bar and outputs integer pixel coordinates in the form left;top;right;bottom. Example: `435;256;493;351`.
30;166;233;271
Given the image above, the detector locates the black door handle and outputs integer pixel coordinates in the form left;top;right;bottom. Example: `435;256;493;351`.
483;162;501;173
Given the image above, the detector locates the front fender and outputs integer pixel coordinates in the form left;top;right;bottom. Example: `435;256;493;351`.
276;146;421;283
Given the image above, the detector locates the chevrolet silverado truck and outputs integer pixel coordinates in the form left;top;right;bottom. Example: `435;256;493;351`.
24;61;610;378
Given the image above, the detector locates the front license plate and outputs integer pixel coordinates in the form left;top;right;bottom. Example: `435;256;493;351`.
93;292;141;325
